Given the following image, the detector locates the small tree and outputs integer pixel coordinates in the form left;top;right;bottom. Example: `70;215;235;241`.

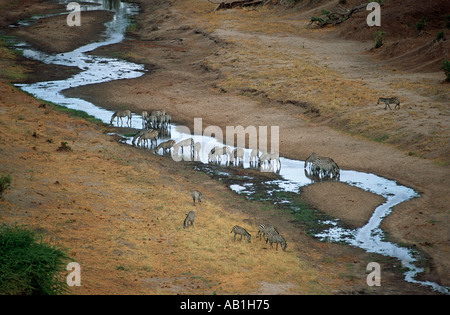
0;224;71;295
0;174;12;200
374;30;386;48
441;59;450;82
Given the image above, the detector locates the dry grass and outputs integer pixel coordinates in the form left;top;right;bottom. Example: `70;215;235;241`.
0;80;343;294
171;0;450;163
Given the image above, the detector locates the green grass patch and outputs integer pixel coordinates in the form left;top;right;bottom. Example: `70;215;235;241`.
40;99;104;125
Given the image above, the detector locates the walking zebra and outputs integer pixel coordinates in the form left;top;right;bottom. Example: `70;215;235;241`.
266;230;287;251
377;97;400;110
183;211;195;228
257;224;279;241
230;225;251;243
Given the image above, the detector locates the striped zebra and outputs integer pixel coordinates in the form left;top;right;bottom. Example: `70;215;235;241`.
183;211;195;228
137;129;158;148
266;230;287;251
110;110;132;127
305;152;340;179
377;97;400;110
154;139;175;154
192;190;202;206
311;158;340;179
230;225;251;243
257;224;279;241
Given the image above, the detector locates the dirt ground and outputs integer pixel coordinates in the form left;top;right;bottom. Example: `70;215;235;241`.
0;0;449;294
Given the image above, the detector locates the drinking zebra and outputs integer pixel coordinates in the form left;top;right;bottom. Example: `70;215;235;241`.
304;152;340;179
154;139;175;154
110;110;132;127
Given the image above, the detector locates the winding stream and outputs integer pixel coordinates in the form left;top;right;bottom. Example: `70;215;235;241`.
12;0;449;294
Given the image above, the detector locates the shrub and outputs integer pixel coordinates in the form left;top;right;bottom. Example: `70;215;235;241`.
0;174;12;199
374;30;386;48
0;224;71;295
416;16;427;31
444;15;450;29
434;30;445;42
441;59;450;82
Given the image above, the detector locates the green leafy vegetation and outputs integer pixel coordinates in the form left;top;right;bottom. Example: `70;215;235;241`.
0;224;71;295
0;174;12;200
441;59;450;82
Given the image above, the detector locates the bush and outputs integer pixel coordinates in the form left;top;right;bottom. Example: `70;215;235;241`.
416;16;427;31
444;15;450;29
0;174;12;199
0;224;71;295
441;59;450;82
374;30;386;48
434;30;445;42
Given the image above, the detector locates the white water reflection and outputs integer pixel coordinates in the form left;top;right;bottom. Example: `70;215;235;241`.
12;0;449;295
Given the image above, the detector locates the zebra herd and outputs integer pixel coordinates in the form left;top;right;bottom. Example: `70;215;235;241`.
183;190;287;251
231;223;287;251
110;109;282;172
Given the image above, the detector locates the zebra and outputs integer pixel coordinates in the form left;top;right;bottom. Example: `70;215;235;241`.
137;129;158;148
110;110;132;127
259;152;280;172
250;149;259;165
174;138;194;156
183;211;195;228
312;158;339;179
193;142;202;161
232;148;245;165
132;128;148;145
230;225;251;243
208;146;223;163
377;97;400;110
257;224;279;241
163;114;171;128
145;115;158;129
141;111;148;128
192;190;202;206
304;152;339;179
154;139;175;154
266;231;287;251
156;114;166;129
151;110;165;117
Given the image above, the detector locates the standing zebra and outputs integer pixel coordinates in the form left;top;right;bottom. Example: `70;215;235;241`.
192;190;202;206
230;225;251;243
